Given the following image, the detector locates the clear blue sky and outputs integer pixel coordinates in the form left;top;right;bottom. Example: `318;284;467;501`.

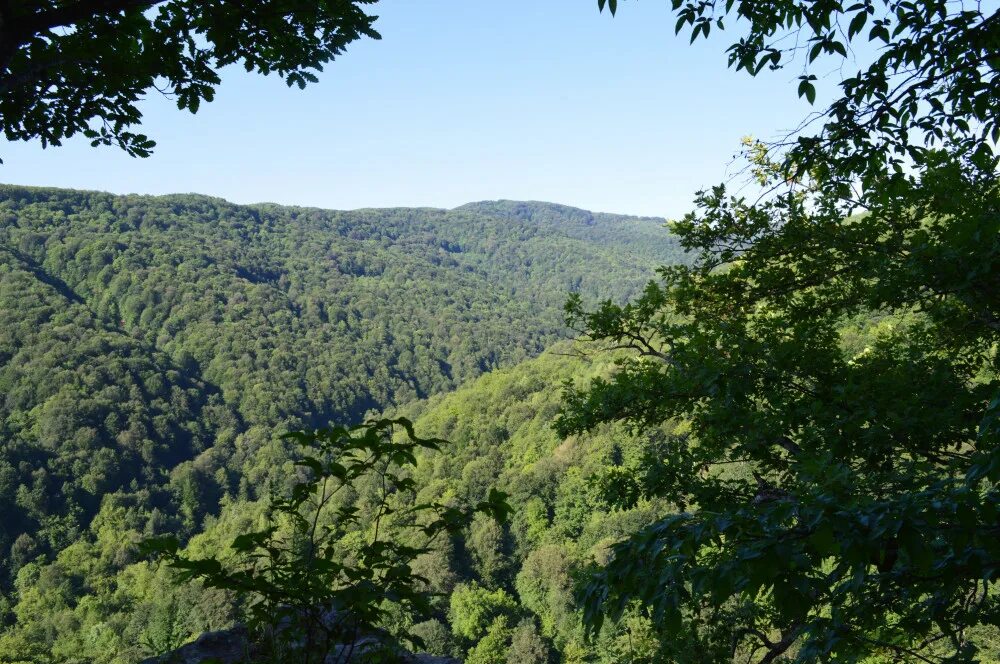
1;0;819;218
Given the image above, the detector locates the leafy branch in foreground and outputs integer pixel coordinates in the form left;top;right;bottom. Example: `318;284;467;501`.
142;417;511;664
561;148;1000;662
0;0;380;157
599;0;999;187
576;3;1000;661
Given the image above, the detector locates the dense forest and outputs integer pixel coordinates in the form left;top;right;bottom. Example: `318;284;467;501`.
0;185;686;662
1;337;676;663
13;324;993;663
1;0;996;661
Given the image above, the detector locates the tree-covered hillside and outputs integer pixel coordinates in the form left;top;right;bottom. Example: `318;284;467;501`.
0;185;685;660
396;343;680;663
1;186;681;425
0;340;680;663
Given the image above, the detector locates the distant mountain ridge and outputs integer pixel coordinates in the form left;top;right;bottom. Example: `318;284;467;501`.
0;184;687;625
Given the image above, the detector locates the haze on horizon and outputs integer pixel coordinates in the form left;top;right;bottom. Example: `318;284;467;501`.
0;0;817;219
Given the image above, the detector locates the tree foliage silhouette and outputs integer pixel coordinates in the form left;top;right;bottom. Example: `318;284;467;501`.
0;0;379;157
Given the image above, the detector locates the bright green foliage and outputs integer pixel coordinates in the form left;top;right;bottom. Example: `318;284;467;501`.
465;616;514;664
449;584;519;643
0;0;379;157
561;113;1000;664
385;345;680;661
515;544;577;641
566;2;1000;661
0;492;241;663
144;418;510;662
0;188;685;663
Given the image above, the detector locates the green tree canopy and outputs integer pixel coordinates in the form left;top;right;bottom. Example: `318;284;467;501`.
144;418;511;663
568;1;1000;661
0;0;379;157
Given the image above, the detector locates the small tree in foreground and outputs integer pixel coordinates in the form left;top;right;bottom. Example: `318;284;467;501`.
143;417;510;663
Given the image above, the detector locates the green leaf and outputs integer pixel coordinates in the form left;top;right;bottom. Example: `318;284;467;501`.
809;523;838;556
296;456;324;475
798;79;817;104
848;11;867;39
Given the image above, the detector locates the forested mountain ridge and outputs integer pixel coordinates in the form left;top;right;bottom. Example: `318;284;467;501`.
0;187;681;427
0;184;686;660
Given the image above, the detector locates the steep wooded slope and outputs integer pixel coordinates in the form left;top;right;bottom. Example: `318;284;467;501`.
0;341;677;663
0;185;684;604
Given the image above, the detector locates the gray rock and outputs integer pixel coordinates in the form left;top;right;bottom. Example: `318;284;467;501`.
140;625;251;664
140;623;459;664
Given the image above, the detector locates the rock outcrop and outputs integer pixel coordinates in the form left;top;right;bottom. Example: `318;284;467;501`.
140;623;458;664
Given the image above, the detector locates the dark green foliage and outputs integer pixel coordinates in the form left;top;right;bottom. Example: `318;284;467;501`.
144;418;510;663
568;3;1000;661
0;188;684;662
0;187;682;431
0;0;380;157
0;244;234;587
0;186;679;568
505;618;551;664
561;114;1000;664
408;619;457;658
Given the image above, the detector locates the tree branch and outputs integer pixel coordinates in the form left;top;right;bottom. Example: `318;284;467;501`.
0;0;167;78
757;625;800;663
14;0;165;39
